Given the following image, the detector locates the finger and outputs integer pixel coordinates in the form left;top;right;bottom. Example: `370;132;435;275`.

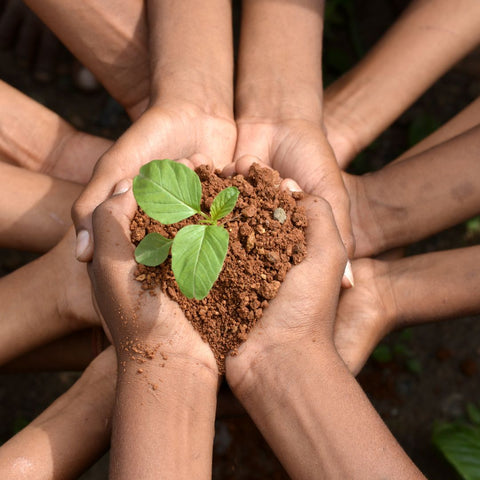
280;178;303;194
176;157;195;169
286;196;348;305
90;178;137;259
235;154;269;177
281;178;354;288
189;153;213;169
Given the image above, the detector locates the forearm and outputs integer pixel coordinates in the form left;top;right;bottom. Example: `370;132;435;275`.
229;343;423;478
0;163;79;252
147;0;233;117
388;245;480;327
236;0;324;122
324;0;480;166
111;352;218;480
355;124;480;256
0;252;79;365
23;0;149;119
0;81;110;183
0;347;115;479
394;96;480;162
0;329;106;372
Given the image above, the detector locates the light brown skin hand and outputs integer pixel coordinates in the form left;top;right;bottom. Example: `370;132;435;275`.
88;178;217;372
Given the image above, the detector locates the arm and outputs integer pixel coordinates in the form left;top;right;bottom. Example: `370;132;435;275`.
0;163;80;251
0;228;97;365
0;80;111;183
72;0;236;261
88;183;219;479
233;0;354;256
226;193;423;478
22;0;149;120
324;0;480;167
347;123;480;258
335;245;480;375
0;347;116;479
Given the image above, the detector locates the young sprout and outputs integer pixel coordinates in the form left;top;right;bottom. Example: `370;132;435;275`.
133;159;239;300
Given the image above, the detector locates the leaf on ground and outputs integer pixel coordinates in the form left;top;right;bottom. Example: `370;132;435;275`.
135;233;173;266
171;224;229;300
133;159;202;224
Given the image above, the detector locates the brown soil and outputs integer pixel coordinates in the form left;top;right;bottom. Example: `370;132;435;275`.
130;164;307;372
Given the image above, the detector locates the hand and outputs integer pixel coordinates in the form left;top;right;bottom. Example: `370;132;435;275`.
334;258;396;375
73;104;236;261
226;189;348;387
231;119;354;259
88;179;217;372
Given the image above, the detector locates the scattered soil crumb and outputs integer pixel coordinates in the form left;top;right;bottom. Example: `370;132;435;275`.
130;163;307;373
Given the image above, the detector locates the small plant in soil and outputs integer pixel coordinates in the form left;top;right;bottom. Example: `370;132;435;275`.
133;159;239;300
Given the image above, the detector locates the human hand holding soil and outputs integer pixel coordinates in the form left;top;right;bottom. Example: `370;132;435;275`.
88;178;218;371
225;188;423;478
89;181;218;479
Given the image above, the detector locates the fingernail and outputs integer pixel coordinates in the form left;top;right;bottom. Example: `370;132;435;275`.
343;260;355;288
284;179;303;192
75;230;90;260
112;179;130;196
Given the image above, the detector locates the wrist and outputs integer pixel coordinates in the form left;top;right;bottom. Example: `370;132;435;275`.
117;336;219;380
235;82;323;124
150;71;234;121
226;337;338;399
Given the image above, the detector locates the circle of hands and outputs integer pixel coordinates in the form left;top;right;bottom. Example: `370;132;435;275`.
0;0;479;478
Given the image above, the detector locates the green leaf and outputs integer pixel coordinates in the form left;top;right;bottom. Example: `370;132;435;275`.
171;224;229;300
433;421;480;480
133;159;202;224
467;404;480;426
210;186;239;222
135;233;173;266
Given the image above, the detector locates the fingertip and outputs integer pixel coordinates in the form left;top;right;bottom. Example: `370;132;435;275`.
280;178;303;194
112;178;131;196
221;162;236;178
189;153;213;169
75;229;94;262
176;157;195;170
235;154;265;176
341;260;354;289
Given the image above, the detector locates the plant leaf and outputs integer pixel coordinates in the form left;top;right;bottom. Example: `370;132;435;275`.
171;224;229;300
135;233;173;266
467;404;480;426
133;159;202;224
210;186;239;222
433;421;480;480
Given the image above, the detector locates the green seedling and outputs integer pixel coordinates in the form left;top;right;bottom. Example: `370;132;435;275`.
133;159;239;300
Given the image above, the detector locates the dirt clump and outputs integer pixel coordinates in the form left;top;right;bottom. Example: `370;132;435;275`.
130;164;307;373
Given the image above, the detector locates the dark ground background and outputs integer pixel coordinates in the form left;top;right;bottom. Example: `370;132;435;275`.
1;0;479;478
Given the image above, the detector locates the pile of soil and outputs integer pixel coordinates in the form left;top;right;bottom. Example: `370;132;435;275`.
130;164;307;372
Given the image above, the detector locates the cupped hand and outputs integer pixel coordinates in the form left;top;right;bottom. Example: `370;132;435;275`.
73;103;236;262
87;179;217;372
232;119;354;258
226;190;348;387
